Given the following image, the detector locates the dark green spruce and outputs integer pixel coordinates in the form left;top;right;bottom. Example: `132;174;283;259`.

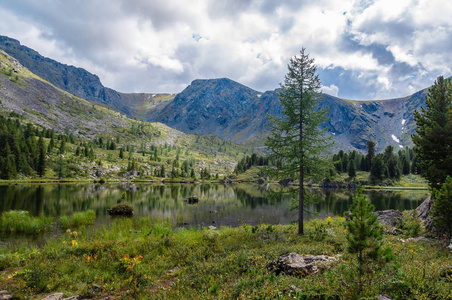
412;75;452;189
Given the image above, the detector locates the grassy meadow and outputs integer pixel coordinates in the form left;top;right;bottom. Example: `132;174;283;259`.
1;214;451;299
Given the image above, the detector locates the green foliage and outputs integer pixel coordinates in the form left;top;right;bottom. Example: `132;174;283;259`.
399;210;425;238
0;210;53;233
412;76;452;190
1;217;452;299
265;48;333;234
346;186;393;295
107;202;134;216
59;210;96;228
432;176;452;239
234;153;272;174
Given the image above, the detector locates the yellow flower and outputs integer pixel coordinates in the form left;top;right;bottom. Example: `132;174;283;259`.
86;256;92;263
71;240;78;247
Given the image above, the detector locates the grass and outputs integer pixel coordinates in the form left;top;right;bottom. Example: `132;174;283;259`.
59;210;96;228
0;210;96;233
1;217;451;299
0;211;53;233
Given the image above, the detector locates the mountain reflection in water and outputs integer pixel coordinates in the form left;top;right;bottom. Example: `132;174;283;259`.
0;183;428;228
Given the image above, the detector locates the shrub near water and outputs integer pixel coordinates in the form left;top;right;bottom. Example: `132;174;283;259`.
107;203;134;216
58;210;96;228
0;211;53;233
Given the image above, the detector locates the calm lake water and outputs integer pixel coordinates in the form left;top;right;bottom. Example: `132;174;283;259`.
0;183;428;229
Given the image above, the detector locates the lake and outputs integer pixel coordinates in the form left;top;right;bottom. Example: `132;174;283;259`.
0;183;428;229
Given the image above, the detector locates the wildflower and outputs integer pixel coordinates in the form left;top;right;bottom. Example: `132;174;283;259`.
66;229;72;234
86;256;92;263
71;240;78;247
72;231;78;237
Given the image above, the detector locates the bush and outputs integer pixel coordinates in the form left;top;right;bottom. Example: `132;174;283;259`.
400;210;424;237
107;202;134;216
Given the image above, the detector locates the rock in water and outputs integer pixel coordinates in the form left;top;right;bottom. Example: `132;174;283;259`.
267;253;340;276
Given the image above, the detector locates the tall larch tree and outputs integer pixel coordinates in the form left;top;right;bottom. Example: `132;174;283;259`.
265;48;333;235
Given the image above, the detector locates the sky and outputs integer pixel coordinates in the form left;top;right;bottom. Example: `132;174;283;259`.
0;0;451;100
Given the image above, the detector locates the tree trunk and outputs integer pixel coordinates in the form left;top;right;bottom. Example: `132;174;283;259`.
299;87;304;235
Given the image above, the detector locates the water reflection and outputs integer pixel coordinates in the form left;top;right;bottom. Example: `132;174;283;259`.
0;184;428;228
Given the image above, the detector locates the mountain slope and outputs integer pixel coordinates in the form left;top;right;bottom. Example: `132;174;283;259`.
149;78;282;143
0;35;175;118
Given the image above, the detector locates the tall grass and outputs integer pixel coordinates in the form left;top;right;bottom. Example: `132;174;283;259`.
58;210;96;228
0;211;53;233
0;210;96;233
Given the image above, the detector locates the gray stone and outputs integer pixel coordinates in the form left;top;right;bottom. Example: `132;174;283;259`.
41;293;63;300
416;196;434;230
0;290;13;300
62;297;79;300
386;227;403;235
377;295;393;300
447;243;452;252
89;284;102;293
267;253;341;276
406;236;431;242
375;210;402;227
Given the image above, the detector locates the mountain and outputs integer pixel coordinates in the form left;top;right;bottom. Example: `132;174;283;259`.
0;35;175;118
148;78;426;152
0;35;428;152
148;78;282;143
0;48;188;147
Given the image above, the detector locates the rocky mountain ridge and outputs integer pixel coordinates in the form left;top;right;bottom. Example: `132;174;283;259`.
0;35;428;152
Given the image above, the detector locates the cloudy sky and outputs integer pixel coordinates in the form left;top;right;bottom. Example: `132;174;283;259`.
1;0;451;100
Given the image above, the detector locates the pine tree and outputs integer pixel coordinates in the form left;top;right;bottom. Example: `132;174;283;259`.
265;48;333;235
412;76;452;189
346;186;393;295
366;141;376;172
37;135;46;177
59;138;66;154
432;176;452;239
348;159;356;179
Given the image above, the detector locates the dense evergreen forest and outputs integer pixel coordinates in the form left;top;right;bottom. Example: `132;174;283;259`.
0;115;237;180
234;143;421;184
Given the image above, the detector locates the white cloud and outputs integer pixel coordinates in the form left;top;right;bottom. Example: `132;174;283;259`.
322;84;339;97
0;0;450;98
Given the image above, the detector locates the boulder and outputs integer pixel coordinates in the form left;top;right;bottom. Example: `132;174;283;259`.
377;295;393;300
41;294;64;300
0;290;13;300
183;196;199;204
375;210;402;227
416;196;434;231
267;253;341;276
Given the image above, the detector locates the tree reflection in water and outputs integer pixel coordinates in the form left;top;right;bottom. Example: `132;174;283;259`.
0;184;428;228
